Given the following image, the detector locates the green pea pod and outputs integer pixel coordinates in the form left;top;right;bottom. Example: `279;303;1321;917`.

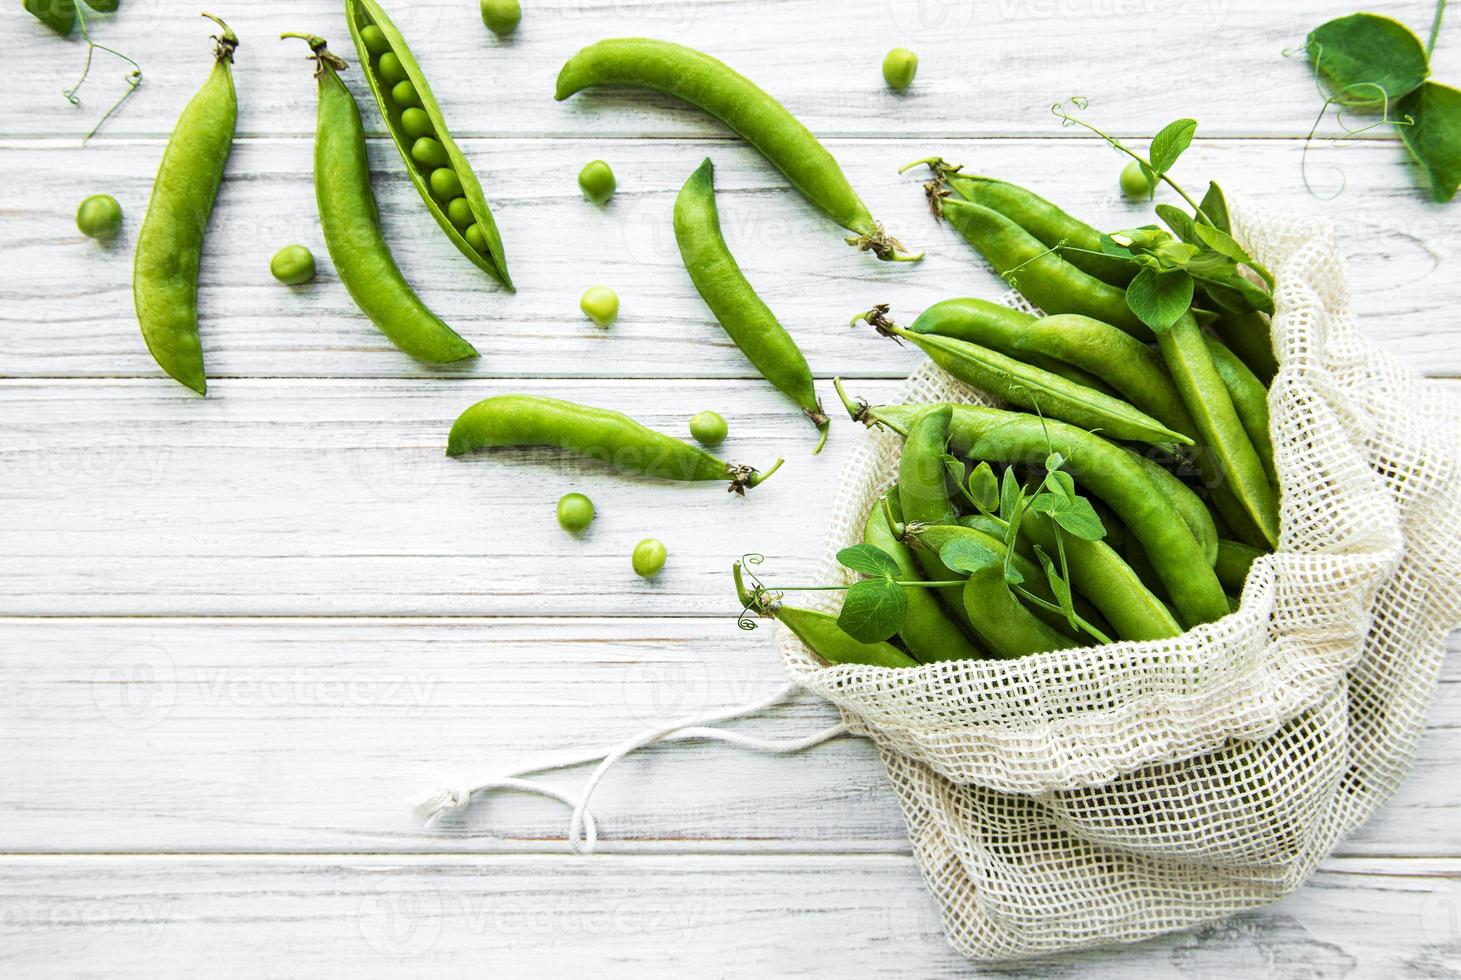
447;394;782;494
1205;335;1277;488
284;33;478;364
872;318;1190;448
909;301;1196;439
1211;308;1277;385
863;495;986;662
938;197;1150;339
344;0;512;289
1215;538;1264;592
1156;313;1280;548
734;564;918;669
914;520;1096;643
1017;511;1181;642
853;401;1230;627
674;158;828;452
942;172;1137;287
1129;452;1219;567
895;407;971;624
556;38;917;261
132;14;238;395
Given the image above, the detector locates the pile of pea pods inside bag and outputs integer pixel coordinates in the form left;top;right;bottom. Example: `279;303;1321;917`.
778;203;1461;960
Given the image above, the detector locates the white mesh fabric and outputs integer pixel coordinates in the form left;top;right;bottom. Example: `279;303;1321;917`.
771;204;1461;959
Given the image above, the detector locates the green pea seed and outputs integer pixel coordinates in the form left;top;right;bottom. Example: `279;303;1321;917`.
556;492;595;532
360;25;390;57
882;48;918;91
411;136;450;169
1120;160;1153;200
464;223;489;253
446;197;475;230
580;286;619;328
391;79;422;108
269;244;316;285
632;538;667;578
400;107;434;140
577;159;616;204
76;194;122;240
429;167;464;200
377;51;408;87
689;410;728;447
481;0;522;35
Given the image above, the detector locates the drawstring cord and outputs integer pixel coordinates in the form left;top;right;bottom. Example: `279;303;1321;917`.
411;683;848;853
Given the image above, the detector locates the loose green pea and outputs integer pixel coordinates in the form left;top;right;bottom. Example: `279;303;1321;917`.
882;48;918;91
481;0;522;35
76;194;122;240
411;136;450;169
429;167;464;200
632;538;667;578
377;51;408;87
400;107;434;140
391;79;422;108
269;244;316;285
360;25;390;57
557;492;595;532
689;410;728;447
578;159;616;204
464;223;489;253
446;197;474;229
1120;160;1154;199
580;286;619;328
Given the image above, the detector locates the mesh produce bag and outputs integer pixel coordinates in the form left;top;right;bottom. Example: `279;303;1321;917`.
775;205;1461;959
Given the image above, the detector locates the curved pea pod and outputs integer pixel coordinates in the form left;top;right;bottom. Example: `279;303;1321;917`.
734;563;918;669
674;158;828;451
864;494;986;662
345;0;512;289
938;197;1149;339
942;172;1137;287
132;15;238;395
1205;334;1277;487
556;38;918;261
1128;451;1220;567
870;316;1190;448
1215;538;1265;592
447;394;782;494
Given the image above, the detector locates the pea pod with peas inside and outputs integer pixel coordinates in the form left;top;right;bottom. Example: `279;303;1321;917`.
345;0;512;288
556;38;919;261
447;394;783;494
283;33;477;363
132;14;238;395
674;158;829;452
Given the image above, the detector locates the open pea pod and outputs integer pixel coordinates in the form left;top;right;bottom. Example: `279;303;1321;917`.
344;0;512;290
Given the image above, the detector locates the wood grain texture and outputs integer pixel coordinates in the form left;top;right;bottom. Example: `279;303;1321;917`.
3;137;1458;379
2;855;1460;977
3;0;1460;972
2;617;1458;856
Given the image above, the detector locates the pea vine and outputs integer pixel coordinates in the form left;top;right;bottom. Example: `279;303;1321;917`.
739;383;1111;647
24;0;142;141
1288;4;1459;202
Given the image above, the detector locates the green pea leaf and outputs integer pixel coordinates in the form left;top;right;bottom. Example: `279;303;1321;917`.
1148;119;1197;175
1046;469;1077;500
1100;233;1136;258
836;544;902;579
1306;13;1428;110
1193;222;1255;266
1033;547;1078;625
24;0;76;34
1199;182;1232;234
1155;204;1198;245
836;579;907;644
999;466;1021;522
968;462;999;515
1397;82;1461;203
1047;495;1107;541
1125;267;1194;333
939;537;999;575
1045;451;1065;472
941;453;968;495
82;0;120;11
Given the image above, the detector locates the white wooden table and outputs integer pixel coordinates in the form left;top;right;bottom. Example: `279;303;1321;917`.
3;0;1459;973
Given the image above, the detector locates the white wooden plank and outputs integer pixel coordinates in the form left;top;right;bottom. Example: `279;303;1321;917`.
3;136;1458;380
2;617;1456;856
2;854;1459;977
5;0;1457;140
